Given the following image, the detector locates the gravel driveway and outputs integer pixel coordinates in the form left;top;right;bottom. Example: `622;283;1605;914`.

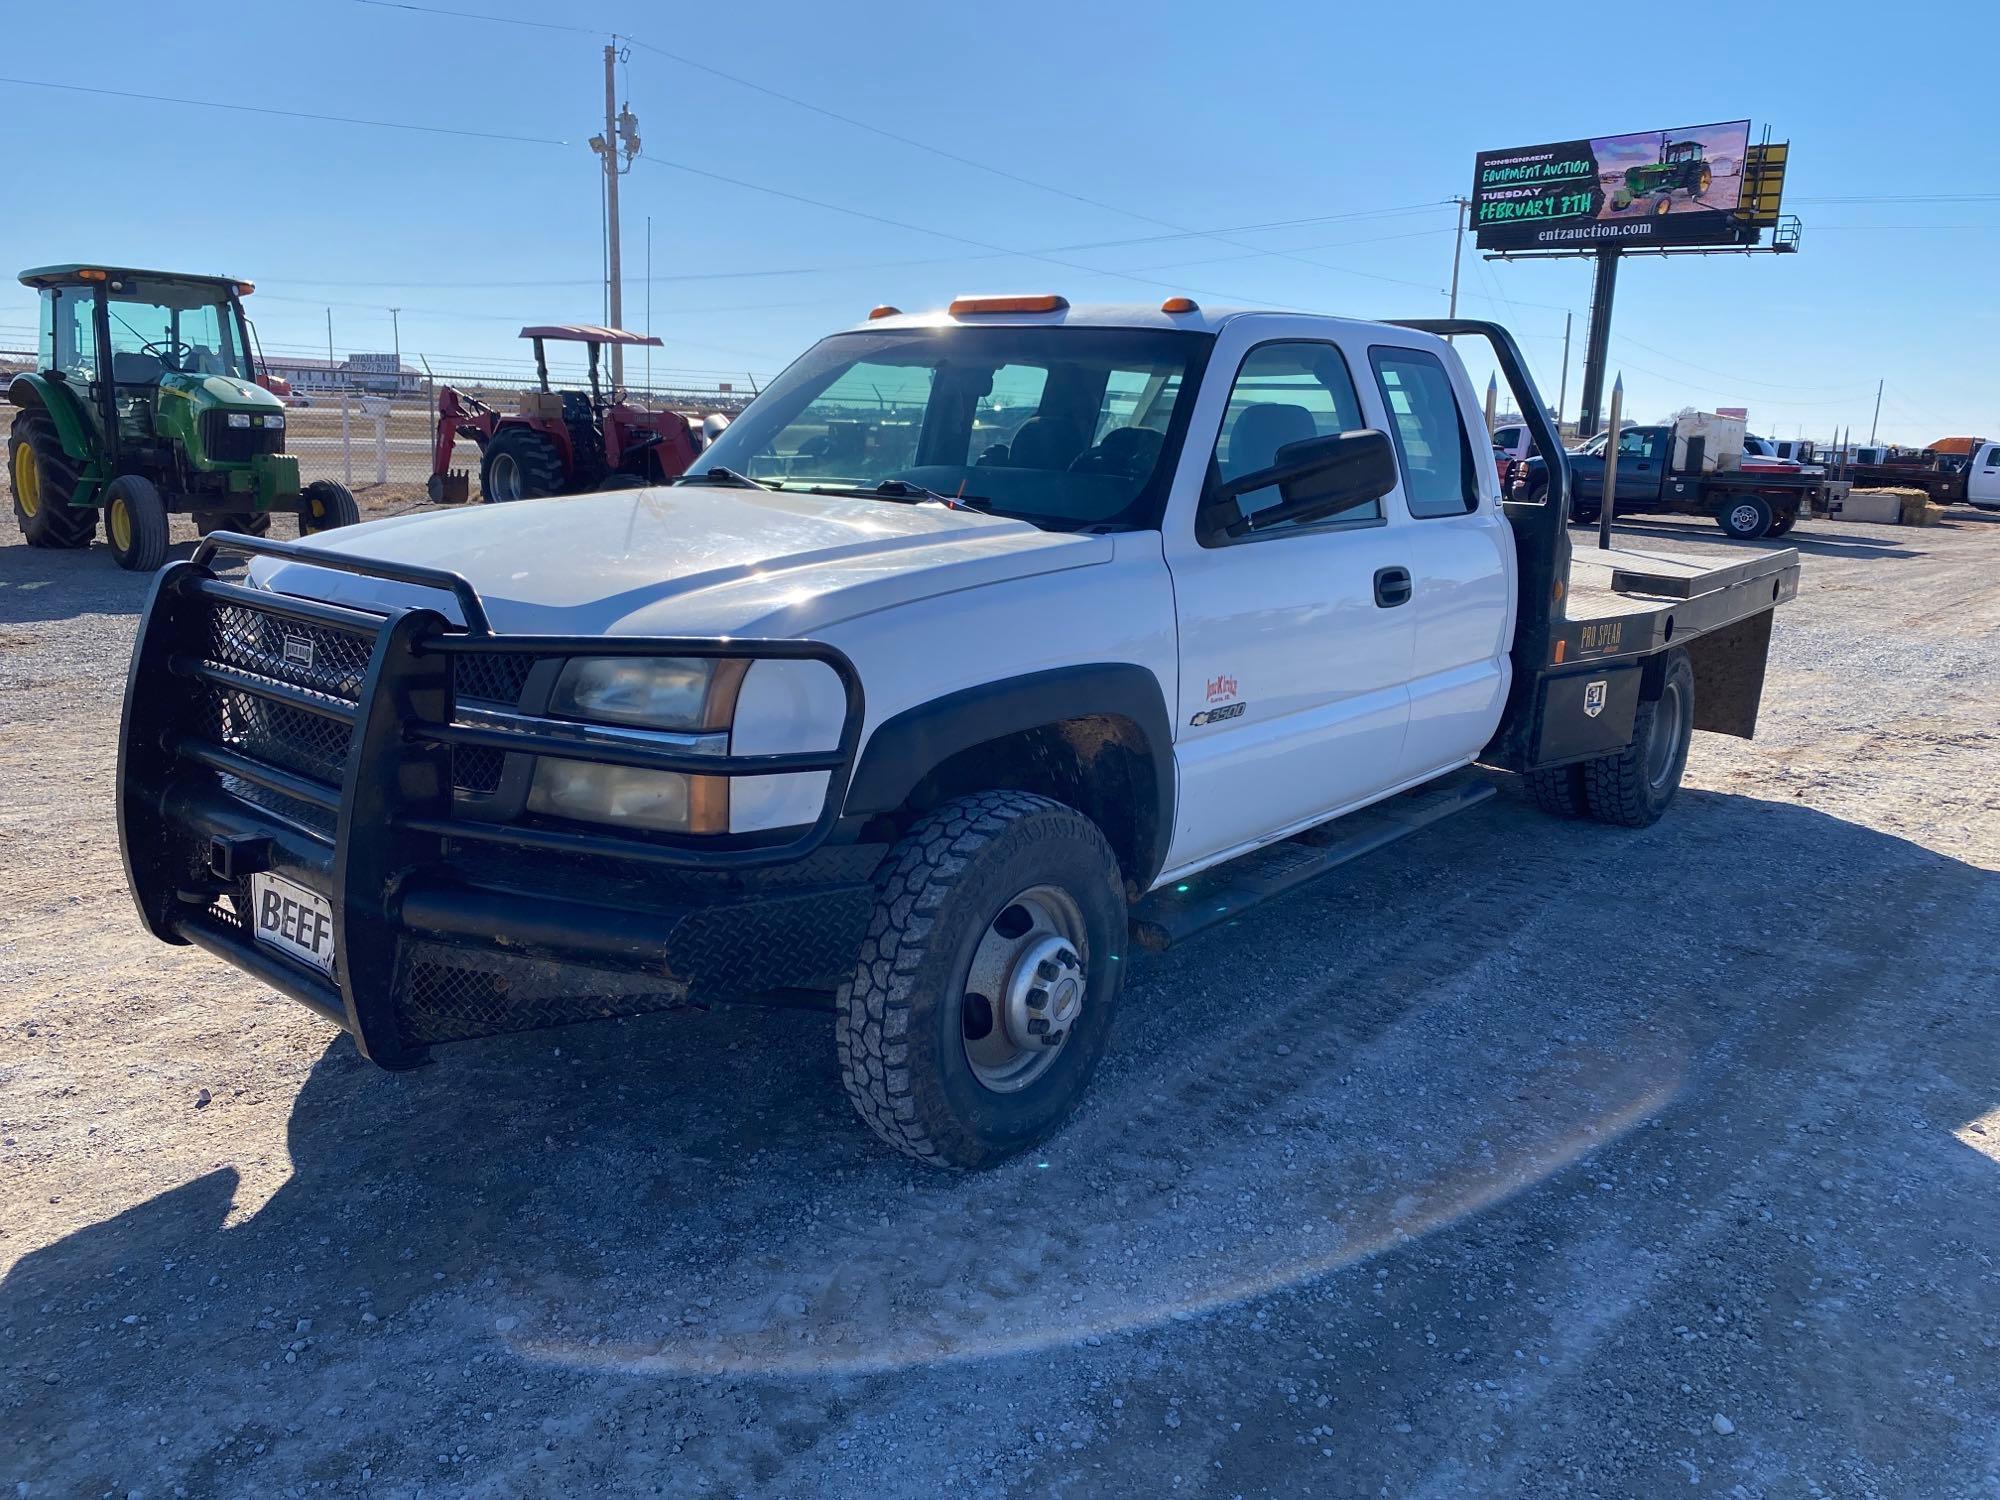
3;506;1997;1498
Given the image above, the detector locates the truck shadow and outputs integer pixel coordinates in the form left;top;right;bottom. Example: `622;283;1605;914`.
0;536;210;625
5;790;1997;1488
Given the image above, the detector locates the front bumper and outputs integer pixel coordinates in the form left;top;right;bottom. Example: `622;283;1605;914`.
118;537;872;1068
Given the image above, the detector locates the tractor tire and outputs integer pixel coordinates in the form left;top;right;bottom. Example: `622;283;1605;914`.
1653;193;1675;216
299;481;359;535
836;791;1127;1169
1526;762;1590;818
479;427;567;502
1716;495;1774;540
196;511;272;539
596;472;651;491
105;474;169;572
1579;649;1695;829
8;408;96;548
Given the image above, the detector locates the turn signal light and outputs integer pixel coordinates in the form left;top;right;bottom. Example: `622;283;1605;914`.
867;305;901;320
948;294;1069;316
1160;296;1199;313
234;281;256;296
77;268;108;281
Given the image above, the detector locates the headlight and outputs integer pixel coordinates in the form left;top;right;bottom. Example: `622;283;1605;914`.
227;412;252;429
526;759;725;834
549;656;739;731
263;413;285;429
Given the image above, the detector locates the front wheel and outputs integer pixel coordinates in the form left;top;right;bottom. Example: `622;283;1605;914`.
1717;496;1774;540
836;791;1128;1168
299;480;359;534
105;474;169;571
1580;649;1695;828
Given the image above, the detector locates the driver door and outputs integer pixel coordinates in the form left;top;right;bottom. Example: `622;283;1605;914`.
1160;337;1414;875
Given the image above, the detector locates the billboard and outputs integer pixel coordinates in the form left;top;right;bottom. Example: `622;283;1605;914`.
1472;120;1754;252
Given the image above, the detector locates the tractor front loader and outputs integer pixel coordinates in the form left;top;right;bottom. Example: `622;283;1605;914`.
428;325;701;504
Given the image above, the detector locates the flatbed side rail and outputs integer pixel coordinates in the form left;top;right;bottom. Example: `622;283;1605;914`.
119;537;866;1068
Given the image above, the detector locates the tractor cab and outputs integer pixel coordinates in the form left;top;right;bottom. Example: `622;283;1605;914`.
429;324;701;504
7;264;357;570
1662;140;1704;165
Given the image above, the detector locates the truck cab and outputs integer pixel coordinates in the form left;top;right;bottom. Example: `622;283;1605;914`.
116;302;1798;1167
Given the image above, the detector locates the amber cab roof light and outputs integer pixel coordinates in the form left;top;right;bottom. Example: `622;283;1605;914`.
867;304;902;320
233;281;255;296
947;294;1069;316
1160;296;1199;313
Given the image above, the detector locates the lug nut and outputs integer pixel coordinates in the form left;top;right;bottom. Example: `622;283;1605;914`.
1042;1028;1066;1047
1036;959;1059;981
1027;1016;1050;1035
1026;986;1048;1010
1058;948;1078;968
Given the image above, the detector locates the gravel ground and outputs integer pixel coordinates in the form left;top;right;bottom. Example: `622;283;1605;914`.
2;502;1997;1498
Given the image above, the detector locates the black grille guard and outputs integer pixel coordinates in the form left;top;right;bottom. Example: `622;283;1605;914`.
118;531;867;1067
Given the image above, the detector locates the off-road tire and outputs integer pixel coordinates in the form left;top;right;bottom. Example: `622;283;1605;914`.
105;474;169;572
1526;762;1590;817
479;427;567;502
836;791;1128;1169
299;480;359;534
1580;649;1694;828
1717;495;1774;540
8;408;95;548
196;511;272;539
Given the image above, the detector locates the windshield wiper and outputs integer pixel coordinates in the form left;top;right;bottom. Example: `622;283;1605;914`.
803;479;990;509
672;465;771;490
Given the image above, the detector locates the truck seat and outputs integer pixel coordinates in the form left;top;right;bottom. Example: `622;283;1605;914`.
1226;402;1316;477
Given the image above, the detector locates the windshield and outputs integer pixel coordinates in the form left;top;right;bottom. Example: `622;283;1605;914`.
695;325;1212;530
104;278;251;383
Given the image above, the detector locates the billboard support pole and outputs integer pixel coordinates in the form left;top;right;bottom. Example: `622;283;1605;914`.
1577;248;1620;439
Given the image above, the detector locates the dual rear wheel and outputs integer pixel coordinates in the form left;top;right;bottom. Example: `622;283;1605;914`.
1527;649;1695;828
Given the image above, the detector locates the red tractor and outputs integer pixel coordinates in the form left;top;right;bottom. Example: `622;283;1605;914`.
428;325;701;503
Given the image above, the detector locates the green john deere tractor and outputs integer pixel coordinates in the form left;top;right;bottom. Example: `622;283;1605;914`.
6;265;358;570
1616;140;1715;214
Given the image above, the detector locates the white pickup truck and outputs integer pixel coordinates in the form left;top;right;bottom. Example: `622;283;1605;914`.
118;301;1799;1167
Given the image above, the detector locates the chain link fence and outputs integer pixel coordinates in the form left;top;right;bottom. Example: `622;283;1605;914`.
0;348;754;504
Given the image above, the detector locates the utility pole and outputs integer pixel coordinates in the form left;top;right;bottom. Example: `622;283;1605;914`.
1869;378;1883;446
388;307;401;395
1556;311;1572;434
1598;373;1624;552
591;41;640;388
1447;197;1469;330
645;214;653;397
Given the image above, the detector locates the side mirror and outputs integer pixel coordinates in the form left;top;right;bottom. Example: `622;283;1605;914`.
1205;428;1399;539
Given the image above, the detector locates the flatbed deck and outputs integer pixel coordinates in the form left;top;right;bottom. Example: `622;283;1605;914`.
1551;541;1799;665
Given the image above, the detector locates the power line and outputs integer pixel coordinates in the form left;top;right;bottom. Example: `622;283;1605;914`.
342;0;599;32
0;76;568;145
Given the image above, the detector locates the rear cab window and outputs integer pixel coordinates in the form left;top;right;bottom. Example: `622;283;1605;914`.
1368;346;1479;518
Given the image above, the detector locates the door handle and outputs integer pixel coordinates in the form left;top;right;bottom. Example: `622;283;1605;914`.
1373;566;1413;608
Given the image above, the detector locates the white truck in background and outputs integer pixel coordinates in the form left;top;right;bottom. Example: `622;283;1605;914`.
119;301;1799;1167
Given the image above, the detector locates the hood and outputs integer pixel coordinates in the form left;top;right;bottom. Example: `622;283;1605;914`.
250;486;1111;636
163;372;284;410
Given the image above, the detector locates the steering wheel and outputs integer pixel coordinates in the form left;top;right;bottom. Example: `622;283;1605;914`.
1068;426;1165;477
139;339;196;373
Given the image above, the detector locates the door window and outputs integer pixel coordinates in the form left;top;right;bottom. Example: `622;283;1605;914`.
41;286;97;383
1369;347;1479;518
1207;341;1369;533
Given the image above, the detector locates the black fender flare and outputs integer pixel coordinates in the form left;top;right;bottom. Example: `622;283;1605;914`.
843;663;1176;886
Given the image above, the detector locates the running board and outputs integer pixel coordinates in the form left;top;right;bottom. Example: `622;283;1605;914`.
1130;772;1497;951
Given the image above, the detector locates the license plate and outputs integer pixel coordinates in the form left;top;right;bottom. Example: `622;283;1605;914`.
248;872;337;978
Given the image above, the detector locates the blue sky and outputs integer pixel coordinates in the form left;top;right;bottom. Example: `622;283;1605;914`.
2;0;1993;443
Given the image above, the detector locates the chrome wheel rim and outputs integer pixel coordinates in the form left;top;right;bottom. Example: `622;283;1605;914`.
960;885;1087;1094
1729;504;1761;534
489;453;521;501
1645;680;1685;791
